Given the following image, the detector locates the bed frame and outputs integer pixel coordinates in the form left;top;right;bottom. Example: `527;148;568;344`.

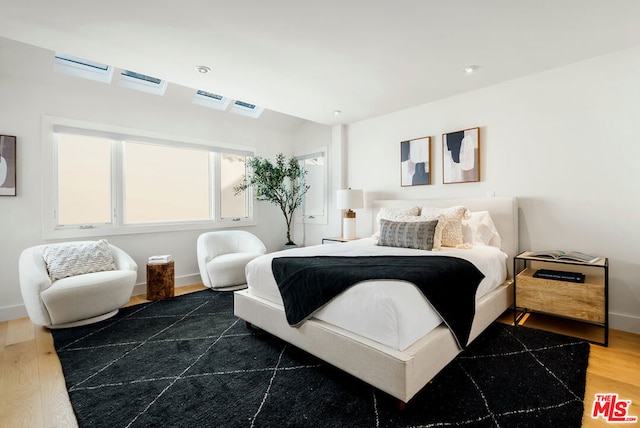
234;196;518;404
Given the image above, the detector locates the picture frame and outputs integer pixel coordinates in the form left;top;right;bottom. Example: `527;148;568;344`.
0;135;16;196
400;136;431;186
442;127;480;184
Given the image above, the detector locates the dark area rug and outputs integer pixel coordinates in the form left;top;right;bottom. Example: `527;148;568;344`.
52;290;590;427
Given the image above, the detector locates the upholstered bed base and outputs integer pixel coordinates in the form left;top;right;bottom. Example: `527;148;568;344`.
234;280;512;403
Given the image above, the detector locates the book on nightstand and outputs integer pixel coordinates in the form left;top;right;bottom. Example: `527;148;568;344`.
528;250;600;264
533;269;585;283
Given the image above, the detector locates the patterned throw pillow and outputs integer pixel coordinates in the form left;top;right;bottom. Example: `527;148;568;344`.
42;239;117;281
420;205;469;248
378;218;439;251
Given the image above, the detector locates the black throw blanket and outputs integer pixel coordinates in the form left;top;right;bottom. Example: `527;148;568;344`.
271;255;485;348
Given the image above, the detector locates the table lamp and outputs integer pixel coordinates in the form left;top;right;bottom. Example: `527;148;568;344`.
336;188;364;240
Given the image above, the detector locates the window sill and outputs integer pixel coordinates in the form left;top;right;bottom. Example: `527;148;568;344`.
42;219;257;240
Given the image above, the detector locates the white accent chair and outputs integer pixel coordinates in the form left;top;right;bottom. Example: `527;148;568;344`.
197;230;267;290
19;243;137;329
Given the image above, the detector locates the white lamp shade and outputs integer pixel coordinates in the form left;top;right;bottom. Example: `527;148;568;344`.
336;189;364;210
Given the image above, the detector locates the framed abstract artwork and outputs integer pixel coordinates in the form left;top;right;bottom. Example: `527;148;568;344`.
0;135;16;196
442;127;480;184
400;136;431;186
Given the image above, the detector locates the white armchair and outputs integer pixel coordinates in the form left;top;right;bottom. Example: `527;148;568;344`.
19;241;137;328
197;230;267;290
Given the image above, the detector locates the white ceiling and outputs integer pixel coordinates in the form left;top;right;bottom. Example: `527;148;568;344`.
1;1;639;125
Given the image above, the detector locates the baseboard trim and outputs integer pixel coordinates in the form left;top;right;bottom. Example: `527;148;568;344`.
131;273;202;297
0;304;29;323
610;311;640;335
0;273;203;323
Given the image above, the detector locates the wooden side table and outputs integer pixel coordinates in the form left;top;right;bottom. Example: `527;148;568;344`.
513;251;608;346
146;261;175;300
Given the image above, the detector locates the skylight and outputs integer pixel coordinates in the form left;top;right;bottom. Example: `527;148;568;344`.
192;90;232;111
54;53;114;83
119;70;167;95
52;53;265;117
230;100;264;118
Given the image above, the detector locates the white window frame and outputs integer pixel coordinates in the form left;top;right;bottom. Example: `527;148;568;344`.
296;147;328;225
41;116;255;239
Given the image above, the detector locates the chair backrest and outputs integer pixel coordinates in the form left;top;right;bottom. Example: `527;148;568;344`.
197;230;266;259
196;230;267;288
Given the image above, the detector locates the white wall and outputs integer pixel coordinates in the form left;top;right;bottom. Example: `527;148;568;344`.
0;38;333;321
346;46;640;334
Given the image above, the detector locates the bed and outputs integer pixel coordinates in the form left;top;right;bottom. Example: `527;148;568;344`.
234;196;518;404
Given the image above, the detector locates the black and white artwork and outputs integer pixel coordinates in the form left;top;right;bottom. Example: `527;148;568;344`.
401;136;430;186
0;135;16;196
443;127;479;184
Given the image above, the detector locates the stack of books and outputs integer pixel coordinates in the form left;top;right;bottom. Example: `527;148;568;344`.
148;255;173;264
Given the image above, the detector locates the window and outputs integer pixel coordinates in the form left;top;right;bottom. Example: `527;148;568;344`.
220;153;248;219
43;118;254;238
193;90;232;111
119;70;168;95
230;100;264;118
54;53;114;83
296;149;327;224
123;142;211;223
195;94;265;118
57;134;112;225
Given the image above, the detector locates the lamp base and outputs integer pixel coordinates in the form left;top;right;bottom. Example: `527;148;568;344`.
342;217;356;240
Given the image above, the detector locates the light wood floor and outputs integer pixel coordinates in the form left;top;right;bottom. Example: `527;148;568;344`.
1;284;638;427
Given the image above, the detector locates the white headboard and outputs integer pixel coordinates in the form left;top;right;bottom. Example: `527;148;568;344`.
372;196;519;278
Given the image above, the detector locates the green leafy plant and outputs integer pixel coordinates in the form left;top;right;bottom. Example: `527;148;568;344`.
234;153;309;245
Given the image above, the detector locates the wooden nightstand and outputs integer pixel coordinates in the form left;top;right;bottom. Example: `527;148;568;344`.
513;251;608;346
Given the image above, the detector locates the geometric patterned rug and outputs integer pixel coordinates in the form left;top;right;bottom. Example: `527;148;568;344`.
52;290;590;427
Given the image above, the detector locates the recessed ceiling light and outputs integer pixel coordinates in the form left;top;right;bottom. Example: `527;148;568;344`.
464;65;478;74
195;65;211;74
333;110;342;116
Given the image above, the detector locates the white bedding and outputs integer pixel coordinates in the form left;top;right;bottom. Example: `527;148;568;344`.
245;238;507;351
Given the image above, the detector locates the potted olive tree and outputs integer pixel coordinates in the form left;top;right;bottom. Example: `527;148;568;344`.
234;153;309;247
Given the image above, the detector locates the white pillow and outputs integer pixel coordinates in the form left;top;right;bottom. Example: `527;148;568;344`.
462;211;502;248
42;239;117;281
373;206;421;237
420;205;469;248
375;206;420;227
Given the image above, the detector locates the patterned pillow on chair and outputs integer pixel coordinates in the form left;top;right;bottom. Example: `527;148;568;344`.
42;239;116;281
